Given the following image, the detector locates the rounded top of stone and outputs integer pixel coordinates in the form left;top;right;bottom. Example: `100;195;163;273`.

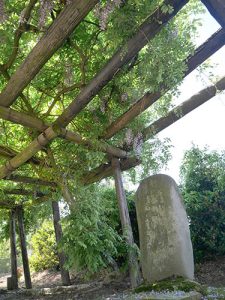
136;173;177;192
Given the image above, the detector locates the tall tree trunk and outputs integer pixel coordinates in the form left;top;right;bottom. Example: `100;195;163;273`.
112;158;141;288
16;206;32;289
52;201;71;286
9;209;18;290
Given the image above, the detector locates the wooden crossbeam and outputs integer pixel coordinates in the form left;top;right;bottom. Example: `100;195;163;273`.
82;157;140;185
201;0;225;28
3;188;47;197
0;0;189;180
103;28;225;139
0;107;128;158
83;75;225;184
0;0;98;107
0;201;15;209
0;145;45;166
142;77;225;140
3;174;57;187
0;194;51;209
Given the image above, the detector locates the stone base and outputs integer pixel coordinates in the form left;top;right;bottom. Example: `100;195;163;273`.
139;291;202;299
7;276;18;290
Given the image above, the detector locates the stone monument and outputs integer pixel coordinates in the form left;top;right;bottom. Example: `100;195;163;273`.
135;174;194;283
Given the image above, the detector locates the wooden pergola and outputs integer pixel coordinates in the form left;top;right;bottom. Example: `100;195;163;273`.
0;0;225;291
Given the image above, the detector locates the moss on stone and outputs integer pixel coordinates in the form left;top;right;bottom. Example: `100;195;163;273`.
134;277;207;296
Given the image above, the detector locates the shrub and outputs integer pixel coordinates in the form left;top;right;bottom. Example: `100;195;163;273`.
180;146;225;262
30;220;59;272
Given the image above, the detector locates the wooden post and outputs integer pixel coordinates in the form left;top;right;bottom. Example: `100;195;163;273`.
8;209;18;290
52;201;71;286
16;206;32;289
112;157;141;288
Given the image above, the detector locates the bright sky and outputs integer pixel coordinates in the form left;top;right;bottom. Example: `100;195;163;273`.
159;9;225;184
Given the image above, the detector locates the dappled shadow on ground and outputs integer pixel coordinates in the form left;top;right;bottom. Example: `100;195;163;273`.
0;257;225;299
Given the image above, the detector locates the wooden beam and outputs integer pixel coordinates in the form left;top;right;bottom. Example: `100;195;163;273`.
0;0;189;179
0;126;58;179
83;75;225;184
0;0;99;107
0;201;14;209
201;0;225;28
0;144;45;166
9;209;18;290
2;188;47;197
103;28;225;139
0;106;128;158
52;201;71;286
142;77;225;140
112;158;141;288
3;174;57;187
82;157;140;185
16;206;32;289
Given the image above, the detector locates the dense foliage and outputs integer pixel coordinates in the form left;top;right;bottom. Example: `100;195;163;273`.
30;220;59;272
61;186;139;273
180;145;225;262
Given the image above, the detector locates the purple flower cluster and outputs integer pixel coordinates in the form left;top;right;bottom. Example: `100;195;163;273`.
38;0;54;29
94;0;122;30
0;0;7;24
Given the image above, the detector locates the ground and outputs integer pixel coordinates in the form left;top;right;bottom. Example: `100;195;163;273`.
0;257;224;299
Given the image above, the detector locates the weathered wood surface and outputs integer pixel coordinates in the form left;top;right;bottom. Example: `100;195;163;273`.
142;77;225;140
16;206;32;289
0;144;45;166
0;106;128;158
7;276;18;291
0;201;15;209
201;0;225;28
4;188;47;197
0;0;98;107
112;158;141;288
82;157;140;185
0;126;58;179
103;28;225;139
3;174;57;187
52;201;71;286
9;209;18;290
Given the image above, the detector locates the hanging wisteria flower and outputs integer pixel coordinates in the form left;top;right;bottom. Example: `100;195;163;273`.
38;0;54;29
0;0;7;24
64;59;74;86
94;0;122;31
133;132;144;157
19;9;27;25
121;92;128;103
124;128;134;148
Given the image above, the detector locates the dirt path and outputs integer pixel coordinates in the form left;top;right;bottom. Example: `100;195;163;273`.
0;257;225;299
